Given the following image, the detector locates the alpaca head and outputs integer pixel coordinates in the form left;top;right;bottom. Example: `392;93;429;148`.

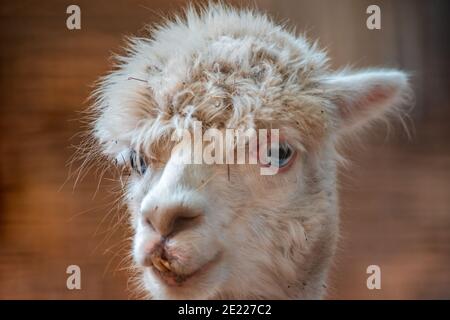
89;5;410;299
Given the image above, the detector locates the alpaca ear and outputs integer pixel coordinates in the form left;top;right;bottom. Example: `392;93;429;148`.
322;69;410;132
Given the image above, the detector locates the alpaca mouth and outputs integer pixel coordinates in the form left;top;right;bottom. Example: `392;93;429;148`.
150;252;221;287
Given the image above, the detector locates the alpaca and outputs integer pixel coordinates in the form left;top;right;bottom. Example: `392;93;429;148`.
88;4;410;299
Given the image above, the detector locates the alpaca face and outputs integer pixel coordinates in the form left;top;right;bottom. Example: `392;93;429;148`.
127;130;337;299
89;6;410;299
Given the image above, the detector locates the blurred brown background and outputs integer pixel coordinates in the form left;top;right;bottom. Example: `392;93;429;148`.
0;0;449;299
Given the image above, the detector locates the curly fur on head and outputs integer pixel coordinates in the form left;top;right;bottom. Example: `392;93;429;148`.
87;3;411;299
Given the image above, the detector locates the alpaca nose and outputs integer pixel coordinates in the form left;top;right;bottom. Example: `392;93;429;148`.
144;205;202;237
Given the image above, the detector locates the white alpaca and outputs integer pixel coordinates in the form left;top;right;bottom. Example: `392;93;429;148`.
89;4;410;299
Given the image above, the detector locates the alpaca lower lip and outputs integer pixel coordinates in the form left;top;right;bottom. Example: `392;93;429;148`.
151;253;221;287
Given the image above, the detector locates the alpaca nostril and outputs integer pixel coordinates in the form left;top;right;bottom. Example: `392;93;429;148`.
171;214;202;235
145;217;155;230
145;205;203;237
143;205;160;231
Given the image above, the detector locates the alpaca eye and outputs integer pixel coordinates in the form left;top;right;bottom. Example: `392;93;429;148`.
130;150;147;175
268;142;295;168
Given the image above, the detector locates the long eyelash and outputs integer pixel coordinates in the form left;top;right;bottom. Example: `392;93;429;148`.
269;143;292;158
139;156;147;174
129;150;137;170
129;150;147;175
279;144;292;159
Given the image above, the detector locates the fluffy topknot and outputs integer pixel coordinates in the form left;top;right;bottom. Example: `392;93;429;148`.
92;3;331;159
